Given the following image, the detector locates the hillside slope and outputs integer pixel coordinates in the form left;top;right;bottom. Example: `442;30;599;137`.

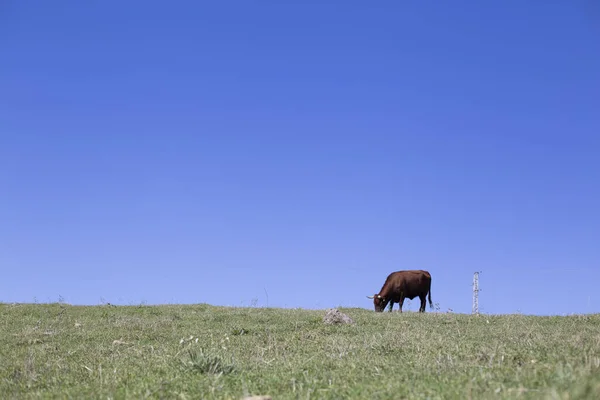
1;303;599;399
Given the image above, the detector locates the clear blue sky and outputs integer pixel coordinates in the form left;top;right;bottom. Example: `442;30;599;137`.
1;1;599;315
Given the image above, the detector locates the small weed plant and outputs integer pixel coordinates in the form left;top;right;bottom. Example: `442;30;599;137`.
183;347;236;375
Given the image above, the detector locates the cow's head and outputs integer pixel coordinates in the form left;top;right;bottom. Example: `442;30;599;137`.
366;294;388;312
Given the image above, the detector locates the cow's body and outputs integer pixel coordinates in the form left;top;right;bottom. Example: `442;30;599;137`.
367;270;433;312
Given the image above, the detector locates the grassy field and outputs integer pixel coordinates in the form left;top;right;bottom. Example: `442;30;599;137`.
1;303;599;399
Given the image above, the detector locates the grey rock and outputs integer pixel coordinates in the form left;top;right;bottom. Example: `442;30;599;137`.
323;308;354;325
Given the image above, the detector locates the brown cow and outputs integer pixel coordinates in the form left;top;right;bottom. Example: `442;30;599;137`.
367;270;433;312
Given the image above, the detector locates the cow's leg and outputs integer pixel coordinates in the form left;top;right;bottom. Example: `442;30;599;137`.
398;296;405;313
419;295;426;312
387;301;394;312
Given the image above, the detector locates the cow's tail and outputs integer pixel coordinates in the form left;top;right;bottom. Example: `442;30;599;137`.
428;287;433;309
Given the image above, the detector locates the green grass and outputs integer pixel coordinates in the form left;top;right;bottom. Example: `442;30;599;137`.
1;303;599;399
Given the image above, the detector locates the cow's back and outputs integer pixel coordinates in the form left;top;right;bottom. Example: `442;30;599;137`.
388;270;431;298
